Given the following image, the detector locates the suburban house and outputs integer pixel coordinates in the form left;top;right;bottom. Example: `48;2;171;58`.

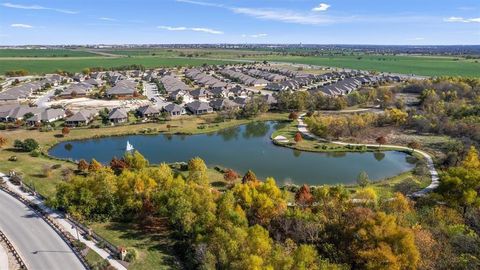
0;105;43;122
137;105;160;118
26;108;66;126
106;81;137;99
65;109;98;127
209;98;240;111
59;83;93;98
186;101;213;115
190;88;212;102
164;103;186;117
168;90;194;104
108;108;128;124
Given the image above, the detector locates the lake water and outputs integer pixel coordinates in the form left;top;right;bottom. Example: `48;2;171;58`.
49;121;415;186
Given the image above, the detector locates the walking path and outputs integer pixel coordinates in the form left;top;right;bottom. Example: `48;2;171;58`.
0;243;8;270
297;114;439;197
0;173;127;270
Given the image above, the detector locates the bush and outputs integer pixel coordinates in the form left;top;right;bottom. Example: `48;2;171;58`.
96;241;107;249
72;240;86;250
30;150;41;157
124;248;138;263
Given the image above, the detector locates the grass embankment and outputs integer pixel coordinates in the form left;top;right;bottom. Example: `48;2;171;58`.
272;119;432;198
0;112;288;198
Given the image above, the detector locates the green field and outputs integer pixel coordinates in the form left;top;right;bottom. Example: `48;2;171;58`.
0;57;238;74
0;48;478;77
245;54;480;77
0;49;98;58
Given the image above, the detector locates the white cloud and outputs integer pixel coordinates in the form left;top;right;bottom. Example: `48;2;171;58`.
175;0;223;8
312;3;330;12
10;23;33;28
157;25;223;34
232;8;332;25
2;2;77;14
99;17;116;21
444;16;480;23
242;33;268;38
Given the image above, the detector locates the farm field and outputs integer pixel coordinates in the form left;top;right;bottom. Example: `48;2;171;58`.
0;48;478;77
245;54;480;77
0;49;98;57
0;56;239;74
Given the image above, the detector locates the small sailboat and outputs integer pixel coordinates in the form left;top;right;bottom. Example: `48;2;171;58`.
126;140;134;152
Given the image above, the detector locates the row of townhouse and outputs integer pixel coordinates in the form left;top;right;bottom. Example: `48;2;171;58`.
308;75;401;96
184;69;228;89
0;104;65;124
160;75;191;93
218;69;269;87
0;82;44;102
243;68;287;82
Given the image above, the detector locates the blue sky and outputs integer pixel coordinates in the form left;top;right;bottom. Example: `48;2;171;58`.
0;0;479;45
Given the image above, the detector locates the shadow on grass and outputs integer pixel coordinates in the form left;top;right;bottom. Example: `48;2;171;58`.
102;220;181;268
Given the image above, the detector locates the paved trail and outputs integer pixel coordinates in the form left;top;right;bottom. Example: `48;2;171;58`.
297;114;439;196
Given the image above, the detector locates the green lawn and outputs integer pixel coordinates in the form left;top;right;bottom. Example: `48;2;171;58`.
0;49;97;58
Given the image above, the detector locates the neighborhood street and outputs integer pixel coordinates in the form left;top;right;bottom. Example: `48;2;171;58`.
0;190;86;270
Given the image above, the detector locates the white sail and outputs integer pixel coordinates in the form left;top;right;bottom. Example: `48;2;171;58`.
126;141;134;152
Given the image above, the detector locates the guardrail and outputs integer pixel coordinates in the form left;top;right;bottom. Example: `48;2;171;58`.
0;229;28;270
0;185;91;270
18;181;121;261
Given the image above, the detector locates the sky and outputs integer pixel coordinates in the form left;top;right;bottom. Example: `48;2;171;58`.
0;0;479;45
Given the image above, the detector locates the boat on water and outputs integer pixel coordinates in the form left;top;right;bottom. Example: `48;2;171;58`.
126;141;134;152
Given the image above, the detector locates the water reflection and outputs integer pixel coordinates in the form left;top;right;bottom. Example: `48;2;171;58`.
373;152;385;161
243;121;270;138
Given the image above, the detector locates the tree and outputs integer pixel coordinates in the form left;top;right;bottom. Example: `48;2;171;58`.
462;146;480;170
0;136;7;148
187;157;208;185
295;184;313;208
88;159;103;172
110;157;129;175
242;170;258;184
376;136;387;147
82;68;91;75
77;159;89;172
356;171;370;187
62;127;70;136
124;151;149;170
407;140;420;152
14;138;39;152
223;169;239;183
294;132;303;143
289;112;299;121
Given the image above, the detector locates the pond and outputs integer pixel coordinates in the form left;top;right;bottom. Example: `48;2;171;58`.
49;121;415;186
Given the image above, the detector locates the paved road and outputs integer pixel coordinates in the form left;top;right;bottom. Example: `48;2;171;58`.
297;114;439;197
0;191;85;270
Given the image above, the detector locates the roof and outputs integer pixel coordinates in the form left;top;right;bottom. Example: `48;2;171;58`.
186;101;212;111
66;109;97;122
108;108;128;119
137;105;160;115
164;103;183;112
27;108;65;122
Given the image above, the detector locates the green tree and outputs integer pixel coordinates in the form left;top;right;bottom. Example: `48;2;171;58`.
187;157;208;185
357;171;370;187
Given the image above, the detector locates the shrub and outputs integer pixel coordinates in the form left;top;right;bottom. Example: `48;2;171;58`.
124;248;138;263
30;150;41;157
